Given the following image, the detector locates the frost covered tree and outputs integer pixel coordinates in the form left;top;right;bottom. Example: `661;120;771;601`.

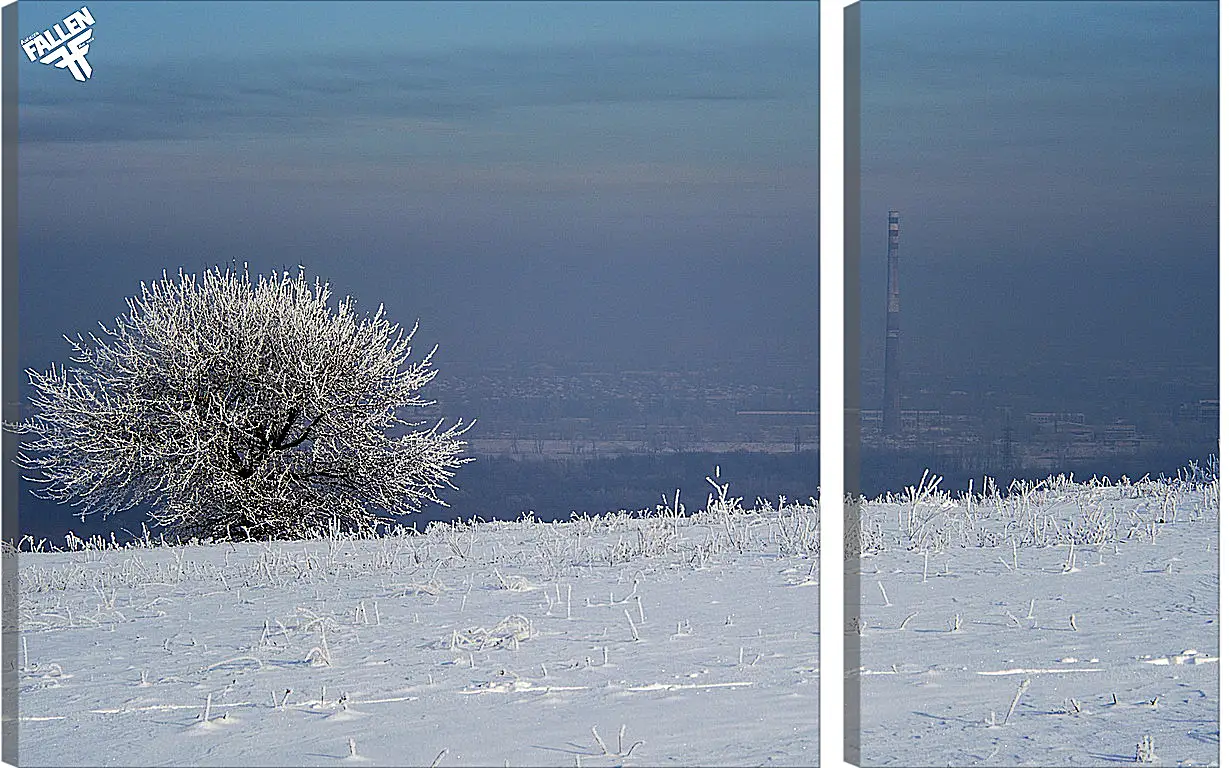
10;266;471;540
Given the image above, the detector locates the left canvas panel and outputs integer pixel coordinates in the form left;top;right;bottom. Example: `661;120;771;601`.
6;2;819;765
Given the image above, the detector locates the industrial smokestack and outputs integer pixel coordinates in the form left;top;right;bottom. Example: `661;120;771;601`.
883;210;902;436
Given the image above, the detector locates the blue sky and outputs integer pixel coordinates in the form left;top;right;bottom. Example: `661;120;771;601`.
858;0;1217;374
17;1;819;375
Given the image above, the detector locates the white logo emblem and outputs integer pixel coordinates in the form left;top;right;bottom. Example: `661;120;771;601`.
22;7;96;83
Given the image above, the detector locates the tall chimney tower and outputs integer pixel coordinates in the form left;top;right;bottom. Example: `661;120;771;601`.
883;210;902;436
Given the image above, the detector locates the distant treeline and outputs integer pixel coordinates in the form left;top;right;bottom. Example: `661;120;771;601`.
13;451;818;545
856;445;1217;499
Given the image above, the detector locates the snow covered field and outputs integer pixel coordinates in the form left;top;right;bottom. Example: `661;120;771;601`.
850;472;1219;767
14;484;818;766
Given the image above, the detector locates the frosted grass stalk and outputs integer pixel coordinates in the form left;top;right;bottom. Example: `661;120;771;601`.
1003;678;1030;724
624;610;640;642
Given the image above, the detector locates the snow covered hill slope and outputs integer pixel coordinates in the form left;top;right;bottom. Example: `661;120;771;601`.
850;472;1218;767
15;489;818;766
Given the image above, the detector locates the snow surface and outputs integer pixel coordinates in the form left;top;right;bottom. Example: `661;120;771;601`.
851;474;1219;767
15;496;818;766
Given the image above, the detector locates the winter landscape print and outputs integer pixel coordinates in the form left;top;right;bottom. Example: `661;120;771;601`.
851;2;1218;766
8;1;818;766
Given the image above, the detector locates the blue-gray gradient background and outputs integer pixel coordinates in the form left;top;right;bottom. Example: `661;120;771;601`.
18;1;819;376
860;0;1217;376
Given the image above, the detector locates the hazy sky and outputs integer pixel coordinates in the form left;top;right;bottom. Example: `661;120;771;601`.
18;1;818;378
859;1;1217;377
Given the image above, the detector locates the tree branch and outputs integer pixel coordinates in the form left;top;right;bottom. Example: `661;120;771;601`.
276;413;322;450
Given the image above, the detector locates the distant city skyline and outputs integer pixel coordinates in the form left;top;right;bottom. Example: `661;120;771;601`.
855;0;1218;493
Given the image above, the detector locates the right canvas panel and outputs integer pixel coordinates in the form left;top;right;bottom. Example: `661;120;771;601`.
848;2;1219;765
